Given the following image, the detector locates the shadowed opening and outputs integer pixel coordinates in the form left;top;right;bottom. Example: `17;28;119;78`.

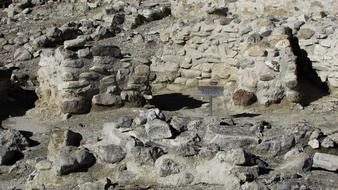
150;93;206;111
289;36;330;106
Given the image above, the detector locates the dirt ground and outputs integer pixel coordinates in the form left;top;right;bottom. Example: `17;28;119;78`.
0;88;337;189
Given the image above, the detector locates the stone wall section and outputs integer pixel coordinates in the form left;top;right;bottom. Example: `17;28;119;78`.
152;18;299;105
151;0;338;105
36;41;151;114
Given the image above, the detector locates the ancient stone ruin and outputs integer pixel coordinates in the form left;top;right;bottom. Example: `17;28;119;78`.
1;0;338;190
36;43;151;114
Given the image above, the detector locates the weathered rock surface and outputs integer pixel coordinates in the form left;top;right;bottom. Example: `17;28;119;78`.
0;128;29;165
312;153;338;172
47;128;82;161
145;119;172;140
36;45;151;114
94;144;126;164
52;146;95;176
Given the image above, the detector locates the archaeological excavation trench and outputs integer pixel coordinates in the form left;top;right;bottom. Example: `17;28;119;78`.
1;0;338;190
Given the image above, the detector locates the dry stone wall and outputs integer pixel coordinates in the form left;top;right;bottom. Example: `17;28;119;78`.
151;0;338;106
152;17;299;106
297;18;338;93
36;41;151;114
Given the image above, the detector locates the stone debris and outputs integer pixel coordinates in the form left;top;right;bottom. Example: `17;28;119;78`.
47;128;82;161
52;146;95;176
0;128;29;165
312;153;338;172
1;0;338;189
93;144;126;164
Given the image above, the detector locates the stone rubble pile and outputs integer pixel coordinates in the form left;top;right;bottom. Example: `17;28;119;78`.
2;0;170;62
24;109;338;189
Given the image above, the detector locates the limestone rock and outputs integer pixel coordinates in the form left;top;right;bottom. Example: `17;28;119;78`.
217;148;252;166
61;98;91;114
309;129;322;140
64;37;86;49
246;46;267;57
155;158;181;177
170;116;189;132
35;160;52;171
115;116;133;129
92;93;122;106
53;146;95;176
328;133;338;145
78;178;113;190
232;89;257;106
321;137;335;148
47;128;82;161
312;153;338;172
308;139;320;149
258;135;295;156
94;145;126;164
297;28;315;39
14;47;32;61
145;119;172;140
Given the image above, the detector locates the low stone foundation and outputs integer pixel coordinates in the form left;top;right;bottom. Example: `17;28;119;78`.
36;43;151;114
152;18;299;106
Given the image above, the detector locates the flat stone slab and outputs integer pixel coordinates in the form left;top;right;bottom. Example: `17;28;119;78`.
204;123;259;149
313;152;338;171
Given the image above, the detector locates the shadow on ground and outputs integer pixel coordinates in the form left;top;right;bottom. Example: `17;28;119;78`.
150;93;206;111
290;36;330;106
0;86;38;121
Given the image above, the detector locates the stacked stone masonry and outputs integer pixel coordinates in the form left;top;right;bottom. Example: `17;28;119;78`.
153;15;299;106
36;42;151;114
150;0;338;105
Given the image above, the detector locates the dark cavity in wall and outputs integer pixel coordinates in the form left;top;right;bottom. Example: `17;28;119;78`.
289;36;330;106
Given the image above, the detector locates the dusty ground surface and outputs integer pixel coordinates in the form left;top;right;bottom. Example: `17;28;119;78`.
1;88;337;189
